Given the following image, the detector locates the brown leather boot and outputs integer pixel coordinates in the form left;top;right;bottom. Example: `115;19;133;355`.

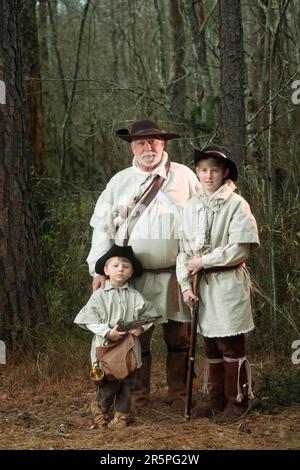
131;353;151;411
192;360;227;418
215;357;250;424
90;401;110;429
166;349;189;411
107;412;130;429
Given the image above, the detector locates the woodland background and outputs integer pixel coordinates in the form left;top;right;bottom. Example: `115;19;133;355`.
0;0;299;420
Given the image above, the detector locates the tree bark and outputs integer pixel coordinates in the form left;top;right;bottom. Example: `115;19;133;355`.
184;0;214;112
61;0;91;180
37;0;49;76
219;0;246;169
169;0;186;118
153;0;167;91
0;0;45;346
21;0;46;176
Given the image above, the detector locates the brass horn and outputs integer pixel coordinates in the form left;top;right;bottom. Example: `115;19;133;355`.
90;362;104;382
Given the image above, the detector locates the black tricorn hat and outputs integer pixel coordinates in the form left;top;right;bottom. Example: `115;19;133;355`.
194;147;238;181
116;119;180;142
95;244;143;278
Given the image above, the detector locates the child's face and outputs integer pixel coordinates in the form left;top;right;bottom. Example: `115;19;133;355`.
104;257;133;286
196;158;229;196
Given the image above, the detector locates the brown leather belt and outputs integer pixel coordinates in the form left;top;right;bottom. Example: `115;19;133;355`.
201;262;245;284
143;266;179;312
144;267;175;274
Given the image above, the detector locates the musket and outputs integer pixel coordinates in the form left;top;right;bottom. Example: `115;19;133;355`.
117;316;162;332
185;273;199;420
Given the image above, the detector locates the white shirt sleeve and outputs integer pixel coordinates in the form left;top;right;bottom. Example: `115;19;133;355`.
86;179;118;276
86;323;110;337
202;243;250;269
176;251;193;292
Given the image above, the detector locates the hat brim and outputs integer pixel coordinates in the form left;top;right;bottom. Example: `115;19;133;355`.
95;244;143;278
194;149;238;181
116;129;180;142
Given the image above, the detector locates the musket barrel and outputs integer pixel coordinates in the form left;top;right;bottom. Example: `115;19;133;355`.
185;273;199;419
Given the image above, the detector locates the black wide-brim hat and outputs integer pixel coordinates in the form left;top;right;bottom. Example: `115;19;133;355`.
116;119;180;142
194;148;238;181
95;244;143;278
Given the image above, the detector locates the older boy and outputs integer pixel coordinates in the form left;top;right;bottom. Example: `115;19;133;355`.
176;147;260;423
74;244;158;429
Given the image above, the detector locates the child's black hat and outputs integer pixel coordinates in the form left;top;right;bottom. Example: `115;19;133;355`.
95;244;143;278
194;147;238;181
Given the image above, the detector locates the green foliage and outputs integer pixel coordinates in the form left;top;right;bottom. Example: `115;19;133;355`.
241;161;300;354
186;96;220;136
34;177;98;339
257;365;300;406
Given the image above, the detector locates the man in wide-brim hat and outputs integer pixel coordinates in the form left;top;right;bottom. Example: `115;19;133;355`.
86;118;201;412
116;119;180;174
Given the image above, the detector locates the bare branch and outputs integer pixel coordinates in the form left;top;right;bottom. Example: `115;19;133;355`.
246;69;300;126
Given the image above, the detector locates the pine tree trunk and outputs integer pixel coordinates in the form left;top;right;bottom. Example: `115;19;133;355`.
169;0;186;118
0;0;46;347
21;0;46;176
184;0;213;115
219;0;246;168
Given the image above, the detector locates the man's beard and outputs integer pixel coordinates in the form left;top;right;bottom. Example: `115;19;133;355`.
133;150;164;171
141;151;159;159
140;151;163;164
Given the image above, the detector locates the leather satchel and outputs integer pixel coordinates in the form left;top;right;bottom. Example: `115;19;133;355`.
96;334;137;381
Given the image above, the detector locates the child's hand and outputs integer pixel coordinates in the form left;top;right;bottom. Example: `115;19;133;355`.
108;325;127;342
129;327;143;336
186;256;203;275
183;289;198;308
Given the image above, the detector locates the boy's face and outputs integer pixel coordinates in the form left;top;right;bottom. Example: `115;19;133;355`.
196;158;229;196
104;256;133;286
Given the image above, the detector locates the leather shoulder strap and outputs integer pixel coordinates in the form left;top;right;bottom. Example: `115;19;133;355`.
123;162;171;246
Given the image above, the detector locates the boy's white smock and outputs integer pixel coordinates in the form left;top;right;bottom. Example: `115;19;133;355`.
74;281;159;366
176;181;260;337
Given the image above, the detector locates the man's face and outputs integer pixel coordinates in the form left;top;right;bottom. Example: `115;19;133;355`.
131;137;164;171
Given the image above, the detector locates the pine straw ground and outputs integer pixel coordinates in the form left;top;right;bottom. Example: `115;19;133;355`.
0;356;299;451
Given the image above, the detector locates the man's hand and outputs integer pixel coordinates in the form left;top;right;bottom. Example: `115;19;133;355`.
186;256;203;275
108;325;127;342
92;275;106;292
129;327;144;336
183;289;198;308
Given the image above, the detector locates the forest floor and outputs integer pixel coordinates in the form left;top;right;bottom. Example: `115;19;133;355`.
0;356;299;452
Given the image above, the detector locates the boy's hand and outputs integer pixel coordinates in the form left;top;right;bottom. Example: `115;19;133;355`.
183;289;198;308
187;256;203;275
108;325;127;342
129;327;143;336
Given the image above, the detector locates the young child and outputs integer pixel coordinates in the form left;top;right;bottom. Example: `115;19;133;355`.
74;244;158;429
176;147;260;423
